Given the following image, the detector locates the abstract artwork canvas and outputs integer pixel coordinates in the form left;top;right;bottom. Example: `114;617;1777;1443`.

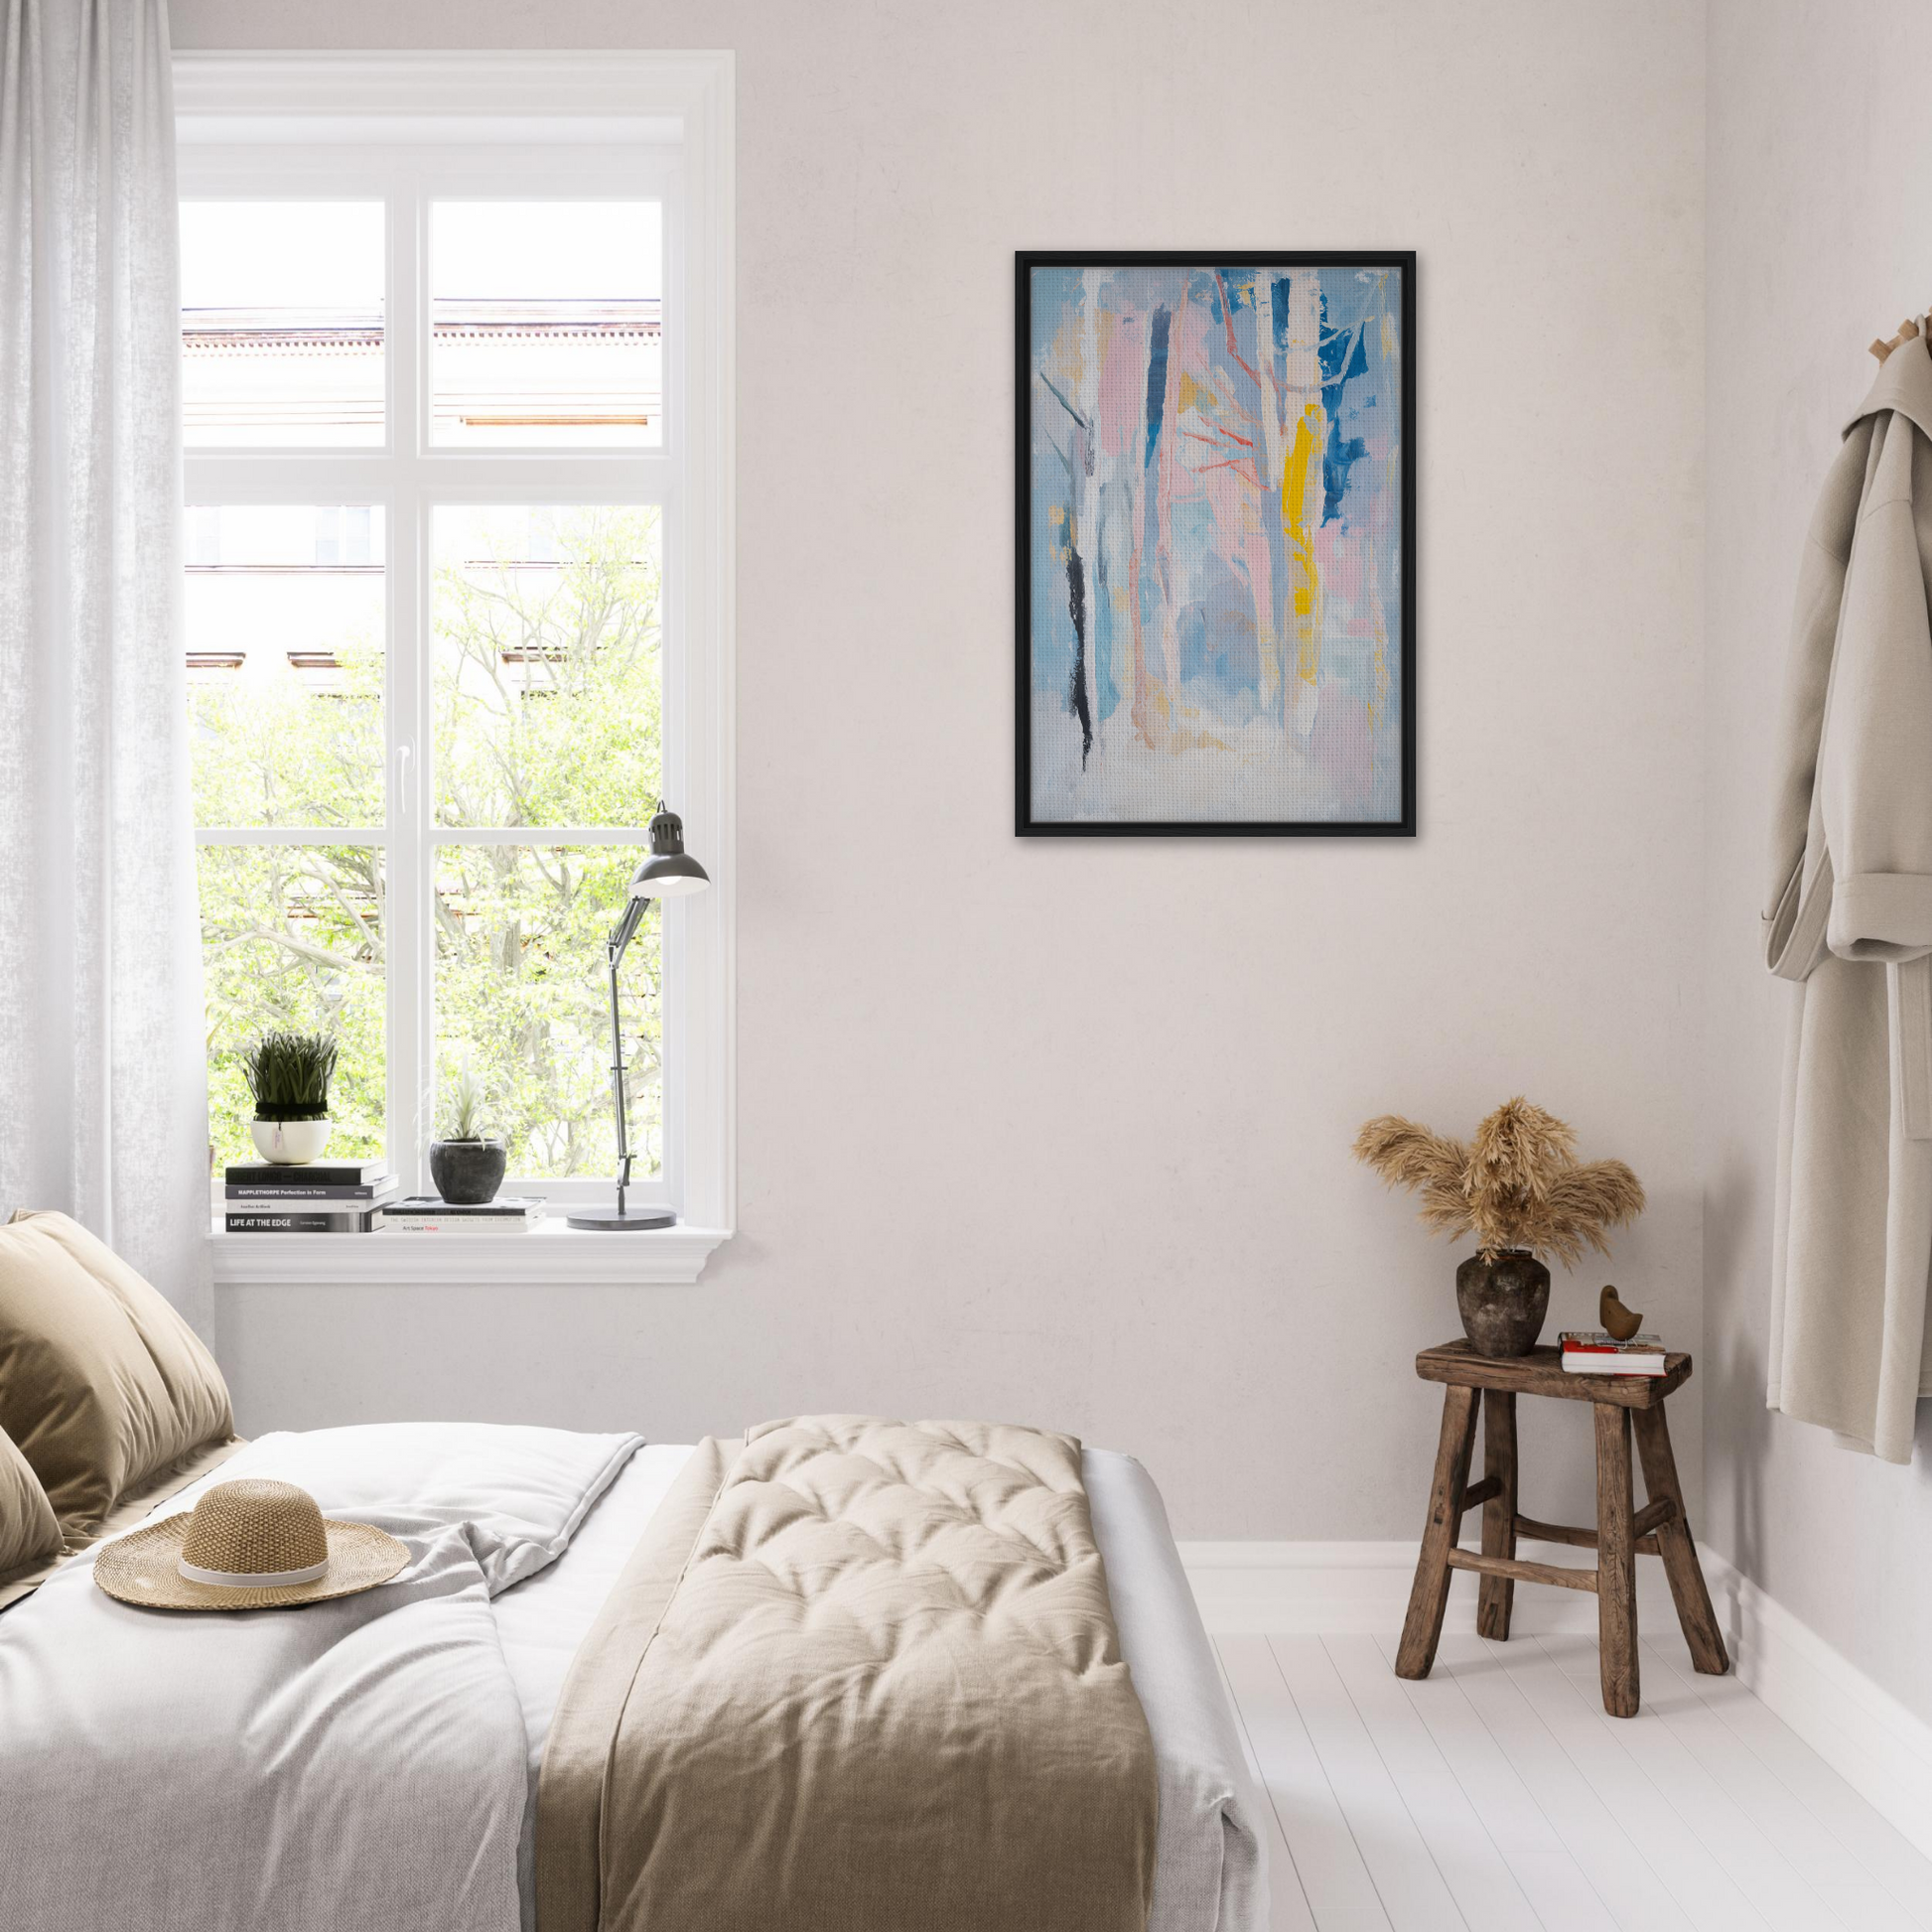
1017;252;1415;835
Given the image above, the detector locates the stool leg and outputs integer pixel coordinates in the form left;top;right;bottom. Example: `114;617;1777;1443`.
1632;1405;1729;1676
1476;1389;1518;1640
1397;1384;1479;1680
1594;1401;1640;1718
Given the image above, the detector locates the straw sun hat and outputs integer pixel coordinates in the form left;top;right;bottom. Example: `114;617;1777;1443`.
93;1477;409;1610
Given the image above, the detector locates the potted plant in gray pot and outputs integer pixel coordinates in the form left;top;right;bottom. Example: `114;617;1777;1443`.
243;1032;339;1165
1352;1097;1646;1357
428;1067;508;1206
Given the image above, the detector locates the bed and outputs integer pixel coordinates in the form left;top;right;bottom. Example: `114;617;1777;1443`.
0;1215;1264;1929
0;1421;1266;1932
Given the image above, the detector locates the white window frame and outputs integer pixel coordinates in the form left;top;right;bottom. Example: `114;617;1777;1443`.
179;54;735;1285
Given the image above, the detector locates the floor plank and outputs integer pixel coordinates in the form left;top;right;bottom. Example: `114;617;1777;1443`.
1530;1635;1832;1932
1486;1636;1770;1929
1634;1637;1872;1888
1634;1640;1932;1929
1424;1634;1703;1932
1219;1635;1391;1931
1362;1631;1617;1929
1268;1636;1468;1929
1317;1635;1546;1931
1217;1638;1273;1787
1215;1641;1321;1932
1211;1624;1932;1931
1813;1887;1925;1931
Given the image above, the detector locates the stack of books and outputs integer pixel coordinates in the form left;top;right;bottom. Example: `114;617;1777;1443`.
1559;1329;1668;1376
379;1196;547;1235
223;1160;396;1233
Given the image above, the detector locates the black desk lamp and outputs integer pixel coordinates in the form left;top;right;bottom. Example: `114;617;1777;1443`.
568;803;709;1230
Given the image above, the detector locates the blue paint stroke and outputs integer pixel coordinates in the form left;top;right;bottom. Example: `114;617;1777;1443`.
1144;305;1172;472
1318;298;1371;526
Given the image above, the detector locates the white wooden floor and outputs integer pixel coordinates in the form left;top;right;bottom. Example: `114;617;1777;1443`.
1214;1629;1932;1931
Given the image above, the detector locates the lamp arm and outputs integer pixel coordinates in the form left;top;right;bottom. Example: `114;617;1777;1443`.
609;892;648;960
605;895;652;1218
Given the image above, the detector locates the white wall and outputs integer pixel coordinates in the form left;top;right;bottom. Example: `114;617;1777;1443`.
177;0;1708;1541
1704;0;1932;1727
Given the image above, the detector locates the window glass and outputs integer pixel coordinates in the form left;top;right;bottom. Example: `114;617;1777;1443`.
181;203;384;447
180;137;712;1208
199;845;387;1168
433;846;657;1177
188;506;386;828
430;203;661;447
432;505;661;827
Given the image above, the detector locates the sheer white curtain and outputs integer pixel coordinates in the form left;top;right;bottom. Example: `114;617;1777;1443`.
0;0;208;1329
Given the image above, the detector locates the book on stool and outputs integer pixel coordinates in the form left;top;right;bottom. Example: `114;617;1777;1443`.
1560;1328;1667;1376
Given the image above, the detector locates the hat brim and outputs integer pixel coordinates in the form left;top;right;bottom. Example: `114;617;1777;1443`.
93;1514;410;1611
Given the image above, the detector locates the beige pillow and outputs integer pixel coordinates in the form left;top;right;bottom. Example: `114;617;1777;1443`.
0;1211;233;1532
0;1423;62;1583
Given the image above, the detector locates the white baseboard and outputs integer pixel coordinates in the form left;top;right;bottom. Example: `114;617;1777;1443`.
1698;1546;1932;1864
1179;1538;1932;1866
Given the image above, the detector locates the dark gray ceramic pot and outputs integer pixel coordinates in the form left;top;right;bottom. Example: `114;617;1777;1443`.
1454;1250;1551;1357
428;1138;507;1206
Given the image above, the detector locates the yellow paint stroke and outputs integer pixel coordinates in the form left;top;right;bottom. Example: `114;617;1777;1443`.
1176;370;1216;416
1282;400;1326;687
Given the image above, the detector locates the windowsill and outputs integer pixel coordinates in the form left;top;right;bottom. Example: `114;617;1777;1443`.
208;1218;731;1285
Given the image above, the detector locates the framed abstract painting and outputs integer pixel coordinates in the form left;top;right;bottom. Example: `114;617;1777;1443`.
1016;251;1416;836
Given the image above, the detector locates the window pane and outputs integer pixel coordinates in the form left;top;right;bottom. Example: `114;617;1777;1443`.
432;506;660;827
434;845;658;1180
188;507;385;829
181;203;384;447
430;203;661;448
200;845;387;1169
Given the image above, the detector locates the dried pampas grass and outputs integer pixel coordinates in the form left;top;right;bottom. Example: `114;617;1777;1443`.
1351;1116;1473;1238
1352;1096;1644;1266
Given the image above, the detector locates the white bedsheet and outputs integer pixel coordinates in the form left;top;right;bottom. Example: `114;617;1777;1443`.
491;1444;1267;1932
0;1423;640;1932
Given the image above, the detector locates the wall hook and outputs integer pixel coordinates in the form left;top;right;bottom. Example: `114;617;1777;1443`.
1869;315;1927;363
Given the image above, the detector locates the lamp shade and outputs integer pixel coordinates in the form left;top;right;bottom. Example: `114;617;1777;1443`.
629;804;710;899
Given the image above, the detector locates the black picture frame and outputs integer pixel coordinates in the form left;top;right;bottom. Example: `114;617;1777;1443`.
1015;249;1417;837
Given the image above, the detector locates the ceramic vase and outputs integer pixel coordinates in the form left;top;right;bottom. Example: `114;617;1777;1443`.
428;1139;507;1205
1454;1249;1551;1357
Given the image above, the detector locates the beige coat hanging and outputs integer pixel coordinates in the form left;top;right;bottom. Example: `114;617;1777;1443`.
1765;334;1932;1461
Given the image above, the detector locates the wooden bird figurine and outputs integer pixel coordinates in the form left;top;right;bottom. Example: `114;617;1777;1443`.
1599;1285;1643;1341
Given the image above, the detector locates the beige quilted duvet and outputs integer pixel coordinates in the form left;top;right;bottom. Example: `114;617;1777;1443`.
535;1416;1159;1932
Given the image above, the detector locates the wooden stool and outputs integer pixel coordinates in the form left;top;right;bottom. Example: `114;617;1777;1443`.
1394;1339;1727;1718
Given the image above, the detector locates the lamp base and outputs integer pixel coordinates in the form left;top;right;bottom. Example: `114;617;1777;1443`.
566;1205;678;1231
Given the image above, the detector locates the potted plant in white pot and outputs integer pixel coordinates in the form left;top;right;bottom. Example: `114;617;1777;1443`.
428;1067;508;1205
243;1032;339;1166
